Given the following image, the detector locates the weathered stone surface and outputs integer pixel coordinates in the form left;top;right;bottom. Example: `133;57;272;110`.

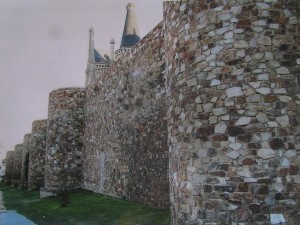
12;144;23;187
257;148;276;159
44;88;85;191
4;151;15;185
28;119;47;190
20;133;31;189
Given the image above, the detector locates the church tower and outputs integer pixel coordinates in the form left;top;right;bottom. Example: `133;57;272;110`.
85;28;110;87
115;3;140;60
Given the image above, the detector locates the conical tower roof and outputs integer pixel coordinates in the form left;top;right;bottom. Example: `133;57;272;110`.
120;3;140;48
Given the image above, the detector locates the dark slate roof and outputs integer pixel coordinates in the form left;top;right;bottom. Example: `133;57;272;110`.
94;49;109;64
121;34;140;48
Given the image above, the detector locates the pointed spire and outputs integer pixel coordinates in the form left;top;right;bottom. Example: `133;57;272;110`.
120;3;140;48
88;27;95;63
86;27;95;86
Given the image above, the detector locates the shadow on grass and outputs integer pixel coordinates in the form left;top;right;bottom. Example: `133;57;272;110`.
0;183;170;225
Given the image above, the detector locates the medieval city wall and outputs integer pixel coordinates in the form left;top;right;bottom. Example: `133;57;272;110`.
28;119;47;190
44;88;85;191
164;0;300;224
4;151;15;185
83;22;170;207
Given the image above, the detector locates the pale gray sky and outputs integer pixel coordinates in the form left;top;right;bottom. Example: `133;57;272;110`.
0;0;163;162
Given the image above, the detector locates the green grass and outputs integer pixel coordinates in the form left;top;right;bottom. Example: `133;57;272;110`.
0;184;170;225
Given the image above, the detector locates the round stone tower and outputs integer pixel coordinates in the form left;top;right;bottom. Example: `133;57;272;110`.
4;151;15;185
12;144;23;187
164;0;300;224
44;88;85;194
28;119;47;190
20;133;31;189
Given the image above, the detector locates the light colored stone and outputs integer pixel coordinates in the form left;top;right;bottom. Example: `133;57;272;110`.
275;115;289;127
215;122;227;134
235;117;251;126
216;27;229;35
297;59;300;64
234;40;248;48
237;167;251;177
212;107;227;116
226;87;243;98
253;20;267;26
229;143;242;150
256;87;271;95
267;121;278;127
247;95;261;103
226;150;240;159
231;69;244;76
257;148;275;159
210;79;221;86
265;52;274;60
270;214;286;224
257;35;272;45
186;78;197;87
276;67;290;75
256;3;270;9
281;158;290;167
285;150;297;158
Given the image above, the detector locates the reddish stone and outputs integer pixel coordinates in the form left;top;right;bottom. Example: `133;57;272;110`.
234;205;250;222
289;165;299;175
237;96;246;104
288;143;295;149
243;158;255;165
244;192;254;203
212;135;228;141
249;203;261;213
210;171;226;177
233;192;242;201
270;138;285;150
279;128;288;136
257;186;269;195
236;19;252;29
276;16;288;24
220;65;232;74
265;95;277;103
278;168;289;176
238;134;253;142
237;183;249;192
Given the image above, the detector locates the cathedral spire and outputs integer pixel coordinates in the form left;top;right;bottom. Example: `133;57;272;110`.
120;3;140;48
88;27;95;63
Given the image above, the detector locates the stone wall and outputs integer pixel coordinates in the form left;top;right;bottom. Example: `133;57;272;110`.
28;120;47;190
12;144;23;187
4;151;15;185
83;22;170;208
20;133;31;189
44;88;85;191
164;0;300;224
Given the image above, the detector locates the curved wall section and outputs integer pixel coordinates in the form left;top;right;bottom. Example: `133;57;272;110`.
28;119;47;190
44;88;85;191
20;133;31;189
164;0;300;224
12;144;23;187
4;151;15;185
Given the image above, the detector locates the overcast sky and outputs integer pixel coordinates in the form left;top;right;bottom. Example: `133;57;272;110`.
0;0;163;163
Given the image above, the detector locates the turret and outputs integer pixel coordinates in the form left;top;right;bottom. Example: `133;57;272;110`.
86;27;96;87
110;38;115;62
115;3;140;60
